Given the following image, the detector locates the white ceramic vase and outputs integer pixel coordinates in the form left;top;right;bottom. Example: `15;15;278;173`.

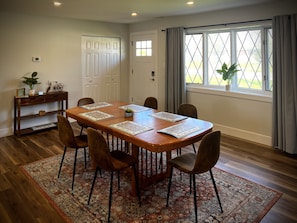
29;89;36;96
225;84;231;91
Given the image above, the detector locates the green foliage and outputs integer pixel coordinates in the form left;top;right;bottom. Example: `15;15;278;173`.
216;63;240;85
22;72;40;89
125;108;133;113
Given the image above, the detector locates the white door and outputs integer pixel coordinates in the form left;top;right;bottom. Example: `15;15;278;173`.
81;36;120;102
130;31;158;105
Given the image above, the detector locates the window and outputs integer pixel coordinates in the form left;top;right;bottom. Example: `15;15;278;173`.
185;23;273;94
136;40;152;56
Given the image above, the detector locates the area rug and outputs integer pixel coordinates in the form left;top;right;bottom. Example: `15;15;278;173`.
21;150;281;223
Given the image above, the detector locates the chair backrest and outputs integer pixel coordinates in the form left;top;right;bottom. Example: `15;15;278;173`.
193;131;221;174
87;128;115;171
144;97;158;110
177;103;198;119
77;97;95;106
57;114;77;148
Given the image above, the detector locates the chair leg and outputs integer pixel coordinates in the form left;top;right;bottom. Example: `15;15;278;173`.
58;146;67;178
80;127;84;135
117;171;120;190
84;148;87;168
132;164;141;206
108;172;114;223
166;166;173;207
192;144;196;153
87;167;99;205
190;174;192;194
209;169;223;213
192;174;198;223
71;149;78;191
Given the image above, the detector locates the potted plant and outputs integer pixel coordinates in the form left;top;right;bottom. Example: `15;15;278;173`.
125;108;133;118
22;72;40;95
216;62;240;91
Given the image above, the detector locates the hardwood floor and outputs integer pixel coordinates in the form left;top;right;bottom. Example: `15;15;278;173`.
0;124;296;223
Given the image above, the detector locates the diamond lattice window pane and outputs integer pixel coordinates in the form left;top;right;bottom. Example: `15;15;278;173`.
185;34;203;84
208;32;231;86
236;30;262;90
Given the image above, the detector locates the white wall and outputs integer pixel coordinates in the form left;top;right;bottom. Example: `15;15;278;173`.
129;0;297;146
0;12;129;137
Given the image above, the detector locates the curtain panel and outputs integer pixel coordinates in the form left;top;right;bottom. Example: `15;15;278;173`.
272;14;297;154
165;27;186;113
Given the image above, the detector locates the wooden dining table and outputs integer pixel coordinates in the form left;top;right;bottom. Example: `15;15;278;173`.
66;101;213;194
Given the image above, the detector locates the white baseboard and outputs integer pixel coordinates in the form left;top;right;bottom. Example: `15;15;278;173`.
213;123;272;147
0;127;13;138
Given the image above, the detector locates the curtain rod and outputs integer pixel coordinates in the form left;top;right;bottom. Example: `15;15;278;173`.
161;18;272;31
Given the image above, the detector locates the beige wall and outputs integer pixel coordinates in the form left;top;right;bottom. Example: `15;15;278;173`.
129;0;297;146
0;12;129;137
1;1;297;145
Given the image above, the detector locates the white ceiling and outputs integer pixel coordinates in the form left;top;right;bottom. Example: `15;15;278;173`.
0;0;276;24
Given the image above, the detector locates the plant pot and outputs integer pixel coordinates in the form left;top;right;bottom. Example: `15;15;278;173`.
225;84;231;91
125;112;133;118
29;89;36;96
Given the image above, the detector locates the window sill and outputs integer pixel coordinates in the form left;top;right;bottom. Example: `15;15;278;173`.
186;85;272;103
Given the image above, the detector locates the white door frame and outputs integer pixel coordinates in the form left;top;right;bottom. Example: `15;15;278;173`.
129;30;158;104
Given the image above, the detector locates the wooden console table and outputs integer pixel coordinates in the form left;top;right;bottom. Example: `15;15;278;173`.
14;91;68;136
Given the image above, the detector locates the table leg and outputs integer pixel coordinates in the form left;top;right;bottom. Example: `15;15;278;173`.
131;144;139;196
166;151;172;177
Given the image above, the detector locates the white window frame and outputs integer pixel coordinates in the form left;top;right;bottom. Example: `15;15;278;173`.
185;21;273;99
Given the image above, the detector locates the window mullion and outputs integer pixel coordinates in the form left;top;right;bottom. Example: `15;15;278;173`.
203;33;208;85
231;30;237;89
262;27;267;91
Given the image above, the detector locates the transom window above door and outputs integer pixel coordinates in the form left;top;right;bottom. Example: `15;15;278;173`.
136;40;152;56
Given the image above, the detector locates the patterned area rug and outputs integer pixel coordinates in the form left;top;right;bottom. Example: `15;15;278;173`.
21;150;281;223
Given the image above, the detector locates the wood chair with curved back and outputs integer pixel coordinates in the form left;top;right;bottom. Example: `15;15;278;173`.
177;103;198;154
87;128;141;222
77;97;95;135
166;131;223;223
144;97;158;110
57;114;88;191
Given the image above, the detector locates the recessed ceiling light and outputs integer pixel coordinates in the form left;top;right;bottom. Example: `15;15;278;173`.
131;12;138;17
187;1;194;5
53;1;62;7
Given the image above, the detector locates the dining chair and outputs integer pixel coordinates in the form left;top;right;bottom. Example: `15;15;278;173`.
57;114;88;191
177;103;198;154
166;131;223;223
77;97;95;135
144;97;158;109
87;128;141;222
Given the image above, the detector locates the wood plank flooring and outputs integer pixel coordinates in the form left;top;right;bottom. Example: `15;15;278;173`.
0;124;296;223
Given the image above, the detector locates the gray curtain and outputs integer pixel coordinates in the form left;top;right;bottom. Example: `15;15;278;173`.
165;27;186;113
273;14;297;154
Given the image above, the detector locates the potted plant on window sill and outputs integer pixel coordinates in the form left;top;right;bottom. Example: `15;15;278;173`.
22;72;41;96
216;62;239;91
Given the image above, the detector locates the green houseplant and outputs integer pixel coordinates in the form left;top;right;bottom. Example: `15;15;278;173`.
216;62;239;90
22;72;40;95
125;108;133;118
